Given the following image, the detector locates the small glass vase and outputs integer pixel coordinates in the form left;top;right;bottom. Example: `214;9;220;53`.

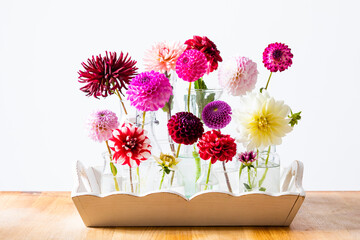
121;165;140;194
213;161;239;194
154;169;185;194
239;165;258;192
196;162;219;192
101;152;122;194
256;146;280;193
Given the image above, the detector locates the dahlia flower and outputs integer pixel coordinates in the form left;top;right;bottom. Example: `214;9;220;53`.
218;57;258;96
175;49;207;82
263;43;293;72
202;100;232;129
87;110;119;142
154;153;181;171
126;71;173;112
108;123;152;167
144;41;186;73
185;35;222;74
197;130;237;164
237;151;257;166
234;91;293;150
167;112;204;145
78;51;138;99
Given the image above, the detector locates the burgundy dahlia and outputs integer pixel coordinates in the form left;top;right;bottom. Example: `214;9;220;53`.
167;112;204;145
202;100;232;129
176;49;207;82
197;130;237;164
78;51;138;99
237;151;257;166
263;43;293;72
185;35;223;74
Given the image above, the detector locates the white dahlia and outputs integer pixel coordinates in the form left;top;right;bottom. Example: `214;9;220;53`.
234;91;292;150
218;56;258;96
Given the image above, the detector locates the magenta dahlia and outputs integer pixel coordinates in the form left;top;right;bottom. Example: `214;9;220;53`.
175;49;207;82
78;51;138;99
202;101;232;129
126;71;173;112
237;151;257;166
87;110;119;142
109;123;152;167
197;130;237;164
185;35;223;74
263;43;293;72
167;112;204;145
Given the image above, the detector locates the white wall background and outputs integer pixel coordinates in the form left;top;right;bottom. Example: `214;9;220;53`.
0;0;359;191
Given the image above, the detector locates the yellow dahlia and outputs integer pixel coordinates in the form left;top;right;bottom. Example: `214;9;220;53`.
234;91;292;150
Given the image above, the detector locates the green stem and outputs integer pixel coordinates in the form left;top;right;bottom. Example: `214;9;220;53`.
115;89;128;115
259;146;271;187
129;167;134;193
142;111;146;129
176;144;181;158
239;163;244;180
105;140;119;191
193;145;201;182
137;166;140;193
204;161;212;190
222;161;233;193
170;171;175;186
159;170;166;190
265;72;273;90
247;167;252;189
187;82;191;112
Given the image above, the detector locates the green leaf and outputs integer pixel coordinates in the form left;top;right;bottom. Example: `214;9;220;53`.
260;87;265;93
164;166;171;175
259;187;266;192
110;162;117;176
243;183;252;190
288;110;302;127
241;164;246;170
161;95;174;113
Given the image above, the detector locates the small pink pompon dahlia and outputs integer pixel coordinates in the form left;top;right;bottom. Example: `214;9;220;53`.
218;57;258;96
87;110;119;142
109;123;152;167
78;51;138;99
263;43;293;72
126;71;173;112
175;49;207;82
143;41;186;73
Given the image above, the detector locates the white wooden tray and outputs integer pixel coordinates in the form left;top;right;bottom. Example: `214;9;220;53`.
72;160;305;227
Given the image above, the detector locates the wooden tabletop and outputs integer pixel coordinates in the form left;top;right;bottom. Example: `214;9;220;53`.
0;191;359;240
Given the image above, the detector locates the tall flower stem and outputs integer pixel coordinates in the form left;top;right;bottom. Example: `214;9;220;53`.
239;163;244;179
176;144;181;158
115;89;128;115
142;111;146;129
170;170;175;186
165;71;176;156
159;170;166;190
193;145;201;182
187;82;192;112
105;140;119;191
204;161;212;190
129;167;134;193
247;167;252;189
137;166;140;193
259;146;271;187
222;162;233;193
265;72;273;90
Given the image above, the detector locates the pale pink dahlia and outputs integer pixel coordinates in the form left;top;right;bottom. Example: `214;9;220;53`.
109;122;152;167
175;49;207;82
263;42;293;72
218;57;258;96
143;41;186;73
87;110;119;142
126;71;173;112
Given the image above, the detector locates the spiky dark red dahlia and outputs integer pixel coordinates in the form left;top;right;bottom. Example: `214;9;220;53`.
185;35;223;74
263;43;293;72
78;51;138;99
109;122;152;167
167;112;204;145
237;151;257;166
202;100;232;129
197;130;237;164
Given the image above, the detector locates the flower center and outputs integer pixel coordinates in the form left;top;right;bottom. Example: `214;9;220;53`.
272;49;283;61
124;136;137;149
182;57;189;64
258;116;269;131
213;107;218;112
140;77;150;83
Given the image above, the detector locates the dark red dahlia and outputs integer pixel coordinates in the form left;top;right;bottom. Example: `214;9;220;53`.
197;130;237;164
167;112;204;145
185;35;222;74
78;51;138;99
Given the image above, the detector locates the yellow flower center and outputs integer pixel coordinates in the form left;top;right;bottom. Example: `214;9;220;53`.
257;116;269;131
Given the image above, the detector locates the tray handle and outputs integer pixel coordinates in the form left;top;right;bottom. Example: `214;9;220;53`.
281;160;305;196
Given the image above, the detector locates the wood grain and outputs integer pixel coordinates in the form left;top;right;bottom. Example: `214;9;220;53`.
0;191;359;240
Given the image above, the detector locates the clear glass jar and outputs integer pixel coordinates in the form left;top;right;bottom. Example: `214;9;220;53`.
196;162;219;192
256;146;280;193
101;152;122;194
239;165;258;192
213;161;239;194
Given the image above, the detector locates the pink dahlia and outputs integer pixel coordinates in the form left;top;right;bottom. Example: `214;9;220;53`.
144;41;186;73
109;122;152;167
167;112;204;145
202;100;232;129
263;43;293;72
78;51;138;99
218;57;258;96
175;49;207;82
197;130;237;164
87;110;119;142
185;35;223;74
126;71;173;112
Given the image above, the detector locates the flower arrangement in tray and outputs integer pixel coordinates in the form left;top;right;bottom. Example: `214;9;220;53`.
78;37;301;197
